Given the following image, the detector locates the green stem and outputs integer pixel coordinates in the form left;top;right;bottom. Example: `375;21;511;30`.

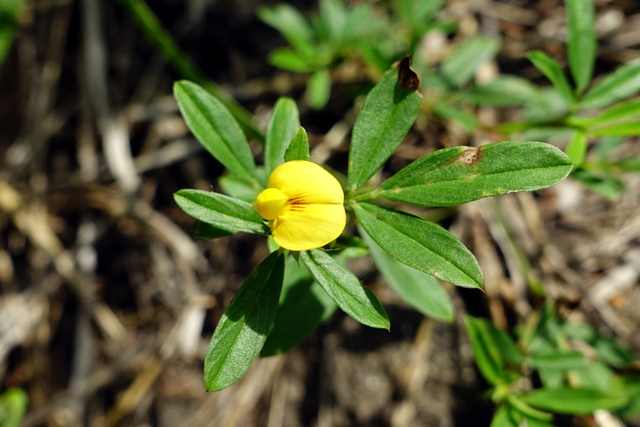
117;0;264;142
351;190;381;203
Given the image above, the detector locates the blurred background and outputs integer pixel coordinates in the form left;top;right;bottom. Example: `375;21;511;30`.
1;0;640;426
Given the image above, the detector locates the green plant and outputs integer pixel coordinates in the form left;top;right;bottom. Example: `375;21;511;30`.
258;0;455;108
466;305;640;426
0;388;28;427
173;61;573;391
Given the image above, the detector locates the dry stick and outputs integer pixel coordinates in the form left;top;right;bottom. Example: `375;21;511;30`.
81;0;140;193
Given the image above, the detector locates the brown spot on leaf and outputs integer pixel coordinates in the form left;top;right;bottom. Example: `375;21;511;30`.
396;55;420;90
455;147;483;166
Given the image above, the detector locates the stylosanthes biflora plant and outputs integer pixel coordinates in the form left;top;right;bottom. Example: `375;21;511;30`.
173;62;574;391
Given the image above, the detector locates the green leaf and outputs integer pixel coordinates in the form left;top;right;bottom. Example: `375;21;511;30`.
318;0;347;43
490;405;521;427
375;141;573;207
174;81;257;183
529;350;588;370
361;228;454;322
0;0;25;69
174;189;268;235
261;260;337;356
459;75;541;107
354;203;483;289
433;101;477;132
565;129;587;165
571;168;625;200
0;388;28;427
265;97;300;174
284;126;310;162
300;249;390;329
572;362;615;390
204;251;285;391
307;68;332;110
464;316;503;384
524;387;629;414
505;395;554;423
526;51;575;107
580;59;640;109
396;0;443;32
440;36;500;87
348;67;422;190
195;222;233;239
258;4;315;56
268;47;315;72
591;120;640;136
581;98;640;126
566;0;596;92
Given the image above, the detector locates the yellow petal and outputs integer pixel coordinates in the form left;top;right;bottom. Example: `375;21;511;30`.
272;203;346;251
268;161;343;205
255;187;288;220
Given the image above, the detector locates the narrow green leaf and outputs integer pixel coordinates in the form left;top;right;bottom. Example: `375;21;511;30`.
174;81;257;183
433;101;477;132
529;350;588;370
524;387;629;414
375;141;573;207
490;405;521;427
440;36;500;87
300;249;390;329
268;47;315;72
307;68;332;110
284;126;310;162
566;0;596;92
265;98;300;174
526;51;575;107
318;0;347;43
354;203;483;289
566;129;587;165
204;251;285;391
261;260;337;356
174;189;268;235
580;59;640;108
464;316;503;384
348;68;422;190
258;4;315;56
459;75;541;107
361;228;454;322
571;168;625;200
396;0;443;32
505;396;554;423
583;98;640;125
591;120;640;136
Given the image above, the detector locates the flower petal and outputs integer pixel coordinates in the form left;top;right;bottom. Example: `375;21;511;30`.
272;203;346;251
268;161;343;205
255;188;288;220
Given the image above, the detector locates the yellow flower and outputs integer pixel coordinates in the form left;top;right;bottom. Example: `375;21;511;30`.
255;160;346;251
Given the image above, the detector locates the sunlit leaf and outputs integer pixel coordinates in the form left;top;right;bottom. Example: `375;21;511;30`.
204;251;285;391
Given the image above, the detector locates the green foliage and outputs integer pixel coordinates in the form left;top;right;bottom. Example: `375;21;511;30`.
466;306;640;424
174;55;574;389
347;68;422;190
0;0;25;69
361;229;454;322
0;388;28;427
204;251;285;391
